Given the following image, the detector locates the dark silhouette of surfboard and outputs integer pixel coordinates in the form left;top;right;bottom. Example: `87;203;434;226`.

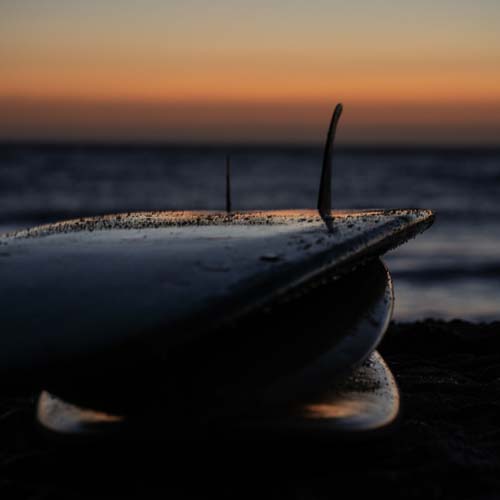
0;104;434;437
0;209;432;384
35;257;399;439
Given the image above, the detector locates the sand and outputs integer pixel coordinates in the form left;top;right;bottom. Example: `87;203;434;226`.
1;319;500;499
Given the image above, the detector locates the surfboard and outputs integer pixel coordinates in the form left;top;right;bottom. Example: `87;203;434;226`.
36;351;398;438
0;209;432;386
244;351;400;437
0;209;432;368
1;104;431;434
33;255;394;415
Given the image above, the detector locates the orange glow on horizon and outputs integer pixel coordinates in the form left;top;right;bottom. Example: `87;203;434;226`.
1;1;499;143
2;61;500;104
2;95;499;144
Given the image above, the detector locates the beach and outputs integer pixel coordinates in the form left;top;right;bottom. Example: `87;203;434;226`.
0;319;499;499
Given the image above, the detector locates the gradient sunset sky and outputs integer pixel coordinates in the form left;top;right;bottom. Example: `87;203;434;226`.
1;0;499;144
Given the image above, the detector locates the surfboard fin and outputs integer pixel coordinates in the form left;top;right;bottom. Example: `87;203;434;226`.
318;103;343;232
226;155;232;213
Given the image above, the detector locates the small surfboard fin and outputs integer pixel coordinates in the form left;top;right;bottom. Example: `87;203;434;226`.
226;155;232;214
318;103;343;232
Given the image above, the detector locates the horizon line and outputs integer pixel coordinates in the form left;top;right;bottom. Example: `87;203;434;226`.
1;139;500;150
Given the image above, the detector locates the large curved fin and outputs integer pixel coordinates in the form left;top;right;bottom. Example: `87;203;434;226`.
318;103;343;231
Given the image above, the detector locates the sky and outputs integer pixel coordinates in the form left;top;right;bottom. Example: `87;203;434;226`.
1;0;500;144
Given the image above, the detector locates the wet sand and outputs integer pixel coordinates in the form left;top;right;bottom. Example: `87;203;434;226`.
1;319;499;499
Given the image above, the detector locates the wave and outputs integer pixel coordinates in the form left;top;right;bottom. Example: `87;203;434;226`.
392;264;500;283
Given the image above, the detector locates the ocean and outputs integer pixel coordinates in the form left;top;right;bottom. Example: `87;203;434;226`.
0;144;498;322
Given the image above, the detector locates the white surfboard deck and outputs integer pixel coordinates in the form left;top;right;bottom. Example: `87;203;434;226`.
0;209;433;375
